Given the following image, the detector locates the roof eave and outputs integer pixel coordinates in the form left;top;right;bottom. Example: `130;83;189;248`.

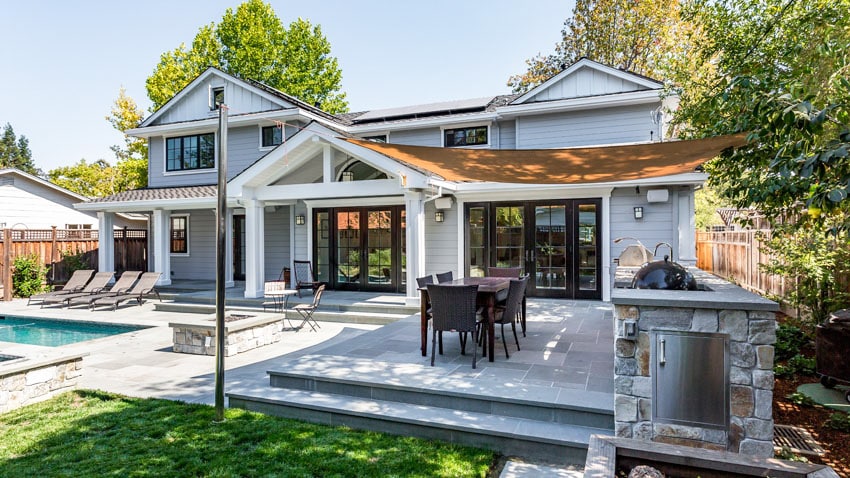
496;89;662;117
74;197;217;213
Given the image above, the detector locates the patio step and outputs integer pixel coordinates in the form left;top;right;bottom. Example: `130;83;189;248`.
227;387;609;466
228;355;614;465
153;301;408;325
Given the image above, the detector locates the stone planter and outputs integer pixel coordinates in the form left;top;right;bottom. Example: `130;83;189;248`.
584;435;838;477
169;314;285;357
0;353;87;413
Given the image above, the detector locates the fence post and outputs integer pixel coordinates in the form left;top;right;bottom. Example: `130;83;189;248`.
3;228;12;301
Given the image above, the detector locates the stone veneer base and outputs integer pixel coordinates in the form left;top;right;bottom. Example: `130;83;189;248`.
170;314;285;357
0;353;86;413
611;268;779;457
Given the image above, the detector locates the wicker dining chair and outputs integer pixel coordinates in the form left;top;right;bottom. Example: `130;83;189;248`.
435;271;454;283
483;277;526;359
416;275;441;352
427;284;479;368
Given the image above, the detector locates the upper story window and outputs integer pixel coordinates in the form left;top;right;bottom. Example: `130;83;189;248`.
211;87;224;110
362;135;387;143
444;126;488;147
261;126;283;147
166;134;215;172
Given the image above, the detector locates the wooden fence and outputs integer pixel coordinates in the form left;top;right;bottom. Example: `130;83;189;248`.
695;229;791;300
0;227;147;300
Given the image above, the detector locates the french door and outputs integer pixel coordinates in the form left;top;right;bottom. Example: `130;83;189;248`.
465;199;601;299
232;215;245;281
313;206;406;293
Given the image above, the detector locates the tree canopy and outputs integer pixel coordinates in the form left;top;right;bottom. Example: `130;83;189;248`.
507;0;686;93
146;0;347;113
667;0;850;230
0;123;39;175
47;158;146;198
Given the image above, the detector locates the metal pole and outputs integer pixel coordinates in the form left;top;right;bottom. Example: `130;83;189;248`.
214;104;228;422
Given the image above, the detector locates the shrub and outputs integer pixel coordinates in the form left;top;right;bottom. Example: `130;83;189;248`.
60;249;88;272
825;412;850;432
775;324;810;361
775;353;817;377
11;254;46;298
785;392;816;407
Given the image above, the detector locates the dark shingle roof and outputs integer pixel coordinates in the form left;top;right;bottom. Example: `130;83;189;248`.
84;185;217;203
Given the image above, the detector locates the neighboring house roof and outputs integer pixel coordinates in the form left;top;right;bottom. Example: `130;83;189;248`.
0;168;92;203
85;185;216;204
344;134;746;185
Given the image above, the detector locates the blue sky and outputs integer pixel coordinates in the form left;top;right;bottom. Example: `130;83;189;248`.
0;1;572;172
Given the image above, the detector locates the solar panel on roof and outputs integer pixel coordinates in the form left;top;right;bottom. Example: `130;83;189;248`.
354;97;494;122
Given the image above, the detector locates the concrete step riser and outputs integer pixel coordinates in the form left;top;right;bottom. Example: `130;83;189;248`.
228;395;589;466
161;294;418;315
154;304;406;325
269;373;614;430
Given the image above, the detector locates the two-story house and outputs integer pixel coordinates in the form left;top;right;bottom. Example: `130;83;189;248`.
76;58;741;303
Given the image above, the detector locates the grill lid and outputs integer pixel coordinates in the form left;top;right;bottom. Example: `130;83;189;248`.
631;256;697;290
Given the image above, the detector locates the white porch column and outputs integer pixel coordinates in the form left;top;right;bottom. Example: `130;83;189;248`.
601;193;612;302
152;209;172;286
404;190;426;305
244;199;265;298
322;144;332;183
97;212;115;274
225;208;235;288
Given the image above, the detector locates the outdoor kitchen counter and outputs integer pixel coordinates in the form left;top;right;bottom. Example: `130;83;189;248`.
611;266;779;312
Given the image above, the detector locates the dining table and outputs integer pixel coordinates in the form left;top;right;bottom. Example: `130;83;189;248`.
419;276;511;362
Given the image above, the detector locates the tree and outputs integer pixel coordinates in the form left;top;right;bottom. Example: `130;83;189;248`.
0;123;39;175
668;0;850;321
48;158;145;198
146;0;347;113
668;0;850;229
106;87;148;163
508;0;687;93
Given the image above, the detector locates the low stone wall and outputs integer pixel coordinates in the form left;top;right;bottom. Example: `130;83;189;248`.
0;355;85;413
612;268;779;457
170;314;285;357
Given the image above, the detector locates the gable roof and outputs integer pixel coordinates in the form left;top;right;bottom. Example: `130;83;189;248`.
0;168;91;202
511;58;663;105
343;134;746;185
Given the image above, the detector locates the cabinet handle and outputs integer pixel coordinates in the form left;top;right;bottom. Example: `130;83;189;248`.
659;338;666;366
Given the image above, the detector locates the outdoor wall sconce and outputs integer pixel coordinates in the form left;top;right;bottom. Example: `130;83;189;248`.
295;214;306;225
341;171;354;182
434;211;445;223
633;207;644;220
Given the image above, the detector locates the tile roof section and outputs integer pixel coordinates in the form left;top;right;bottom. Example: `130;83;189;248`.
84;185;217;203
344;134;747;184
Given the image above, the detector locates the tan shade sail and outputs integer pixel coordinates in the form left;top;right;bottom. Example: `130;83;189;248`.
344;134;747;184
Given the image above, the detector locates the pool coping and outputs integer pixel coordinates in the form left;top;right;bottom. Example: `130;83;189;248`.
0;350;89;377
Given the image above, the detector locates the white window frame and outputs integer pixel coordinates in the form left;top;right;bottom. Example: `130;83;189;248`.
258;124;285;151
441;123;490;148
161;132;217;176
361;132;390;143
169;214;190;257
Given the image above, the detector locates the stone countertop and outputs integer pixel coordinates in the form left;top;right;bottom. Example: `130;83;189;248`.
611;266;778;311
168;312;284;333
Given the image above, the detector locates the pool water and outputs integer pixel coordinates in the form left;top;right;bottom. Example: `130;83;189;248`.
0;316;149;347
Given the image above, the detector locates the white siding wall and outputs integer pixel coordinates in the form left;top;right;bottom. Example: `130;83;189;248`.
264;207;291;280
149;124;303;188
423;201;458;277
170;210;215;280
152;80;289;126
525;66;646;103
517;104;659;148
0;177;139;229
497;120;516;149
388;127;442;147
609;187;677;265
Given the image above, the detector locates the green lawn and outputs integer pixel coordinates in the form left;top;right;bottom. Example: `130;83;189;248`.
0;390;493;477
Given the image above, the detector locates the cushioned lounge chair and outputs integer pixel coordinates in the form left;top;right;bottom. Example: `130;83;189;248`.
89;272;161;310
64;271;142;308
40;271;115;308
28;269;94;305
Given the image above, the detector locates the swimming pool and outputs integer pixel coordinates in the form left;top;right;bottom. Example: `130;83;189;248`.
0;316;150;347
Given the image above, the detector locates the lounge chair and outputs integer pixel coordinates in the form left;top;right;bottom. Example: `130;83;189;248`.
64;271;142;308
27;269;94;305
89;272;162;310
40;272;115;308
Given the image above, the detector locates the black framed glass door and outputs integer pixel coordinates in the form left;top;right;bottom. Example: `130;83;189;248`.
313;206;405;292
465;199;601;299
233;215;245;281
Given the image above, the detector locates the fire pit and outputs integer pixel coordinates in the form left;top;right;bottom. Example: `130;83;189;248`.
584;435;839;477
